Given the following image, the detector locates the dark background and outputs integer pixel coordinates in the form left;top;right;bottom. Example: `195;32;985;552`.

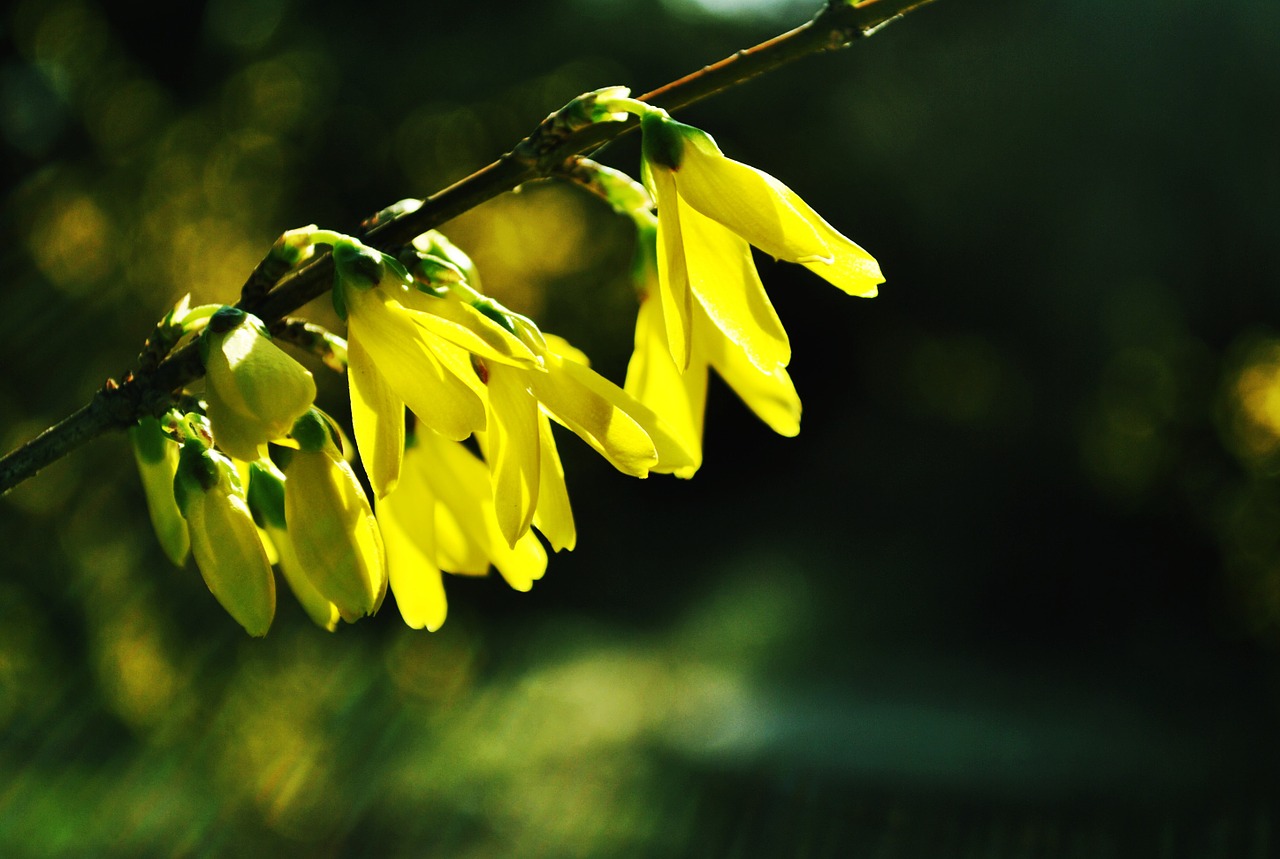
2;0;1278;855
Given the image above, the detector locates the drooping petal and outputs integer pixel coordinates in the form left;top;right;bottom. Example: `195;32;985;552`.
529;354;659;478
650;164;693;370
701;308;802;437
674;150;830;266
624;292;707;479
484;366;542;547
677;192;791;373
347;335;405;498
532;410;576;552
758;173;884;296
380;484;449;632
348;287;486;440
411;429;548;589
399;289;540;367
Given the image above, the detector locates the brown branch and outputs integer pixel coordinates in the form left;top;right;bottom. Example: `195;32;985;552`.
0;0;934;497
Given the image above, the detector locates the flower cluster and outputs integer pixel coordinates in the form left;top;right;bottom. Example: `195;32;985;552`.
130;96;882;635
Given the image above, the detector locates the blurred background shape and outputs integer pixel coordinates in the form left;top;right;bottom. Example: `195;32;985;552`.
1;0;1278;855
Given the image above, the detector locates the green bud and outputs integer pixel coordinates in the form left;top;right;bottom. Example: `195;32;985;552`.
130;416;190;567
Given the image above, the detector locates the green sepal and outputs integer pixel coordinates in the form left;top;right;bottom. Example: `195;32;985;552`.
290;408;336;454
641;112;686;171
174;442;220;517
247;460;288;530
332;238;387;290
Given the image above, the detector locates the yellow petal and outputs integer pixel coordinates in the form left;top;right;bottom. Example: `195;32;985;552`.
677;192;791;372
380;492;449;632
347;335;404;498
399;289;539;367
624;292;706;479
674;150;829;265
531;353;660;477
348;287;485;440
202;388;269;462
762;175;883;296
409;429;548;590
651;164;693;370
186;486;275;637
701;308;802;437
532;411;576;552
284;449;387;621
485;366;542;547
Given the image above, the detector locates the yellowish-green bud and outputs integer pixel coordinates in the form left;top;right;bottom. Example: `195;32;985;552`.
201;306;317;462
247;459;340;631
174;427;276;636
129;416;190;567
281;419;387;622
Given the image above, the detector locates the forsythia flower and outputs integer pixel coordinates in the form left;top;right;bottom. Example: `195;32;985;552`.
129;415;190;566
331;236;539;498
625;227;802;478
277;409;387;622
201;306;316;462
472;309;692;547
379;429;548;631
173;416;276;636
619;111;882;474
639;111;883;371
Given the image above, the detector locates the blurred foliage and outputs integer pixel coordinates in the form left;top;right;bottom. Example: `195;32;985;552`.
2;0;1280;855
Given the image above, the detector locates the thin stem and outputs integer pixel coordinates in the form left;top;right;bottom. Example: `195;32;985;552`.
0;0;934;497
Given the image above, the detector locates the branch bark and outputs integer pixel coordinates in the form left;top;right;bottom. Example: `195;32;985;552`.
0;0;934;497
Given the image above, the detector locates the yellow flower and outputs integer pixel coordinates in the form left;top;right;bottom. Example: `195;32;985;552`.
379;428;548;632
201;306;316;462
625;267;800;478
640;112;883;370
332;236;538;499
129;415;190;566
278;409;387;623
173;417;276;637
472;311;693;547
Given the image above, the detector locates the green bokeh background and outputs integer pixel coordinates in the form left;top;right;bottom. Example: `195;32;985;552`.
2;0;1279;855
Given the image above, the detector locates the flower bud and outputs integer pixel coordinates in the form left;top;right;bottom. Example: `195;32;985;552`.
173;421;275;636
281;410;387;622
128;416;190;567
201;306;317;462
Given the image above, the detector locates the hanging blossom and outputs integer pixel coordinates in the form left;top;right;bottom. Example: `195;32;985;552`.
387;227;692;549
324;230;541;499
586;97;883;474
379;428;548;632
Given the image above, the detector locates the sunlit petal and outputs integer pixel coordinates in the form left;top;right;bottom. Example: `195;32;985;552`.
485;367;542;547
678;193;790;372
347;335;404;498
529;354;659;478
651;165;693;370
532;411;576;552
